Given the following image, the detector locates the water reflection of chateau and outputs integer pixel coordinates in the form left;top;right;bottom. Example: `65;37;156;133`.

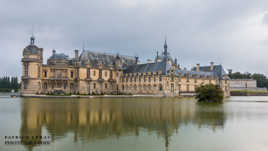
20;98;226;151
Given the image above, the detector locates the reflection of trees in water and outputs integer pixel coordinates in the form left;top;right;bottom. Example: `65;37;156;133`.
20;98;226;151
195;103;226;131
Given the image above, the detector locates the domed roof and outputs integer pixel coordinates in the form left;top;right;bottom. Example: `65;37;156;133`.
24;45;40;54
23;36;40;55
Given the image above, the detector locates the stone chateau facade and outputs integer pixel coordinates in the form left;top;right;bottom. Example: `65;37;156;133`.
21;36;230;96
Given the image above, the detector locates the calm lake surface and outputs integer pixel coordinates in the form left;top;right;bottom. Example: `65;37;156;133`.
0;94;268;151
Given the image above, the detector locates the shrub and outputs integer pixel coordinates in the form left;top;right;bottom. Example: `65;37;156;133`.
195;84;224;103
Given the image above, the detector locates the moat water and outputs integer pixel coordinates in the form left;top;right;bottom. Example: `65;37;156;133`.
0;94;268;151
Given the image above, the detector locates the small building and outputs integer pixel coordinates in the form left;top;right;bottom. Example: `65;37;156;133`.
229;79;266;91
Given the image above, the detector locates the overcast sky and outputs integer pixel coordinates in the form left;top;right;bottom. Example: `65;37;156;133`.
1;0;268;77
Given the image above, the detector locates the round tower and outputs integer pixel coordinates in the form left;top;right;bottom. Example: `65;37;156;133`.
21;36;43;96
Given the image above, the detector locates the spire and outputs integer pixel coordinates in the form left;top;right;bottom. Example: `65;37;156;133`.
82;41;85;52
164;37;168;56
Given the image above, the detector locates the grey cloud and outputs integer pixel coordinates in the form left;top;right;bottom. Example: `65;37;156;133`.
1;0;268;76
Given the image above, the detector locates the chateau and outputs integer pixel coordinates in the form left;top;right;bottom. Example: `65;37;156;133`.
21;36;230;96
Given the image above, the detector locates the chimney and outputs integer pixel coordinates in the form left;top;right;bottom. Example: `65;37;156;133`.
177;64;180;69
75;50;79;60
174;58;177;66
115;54;121;68
210;62;214;71
52;49;56;55
196;64;200;72
135;56;139;64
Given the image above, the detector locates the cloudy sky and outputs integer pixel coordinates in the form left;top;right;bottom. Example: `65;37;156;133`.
1;0;268;77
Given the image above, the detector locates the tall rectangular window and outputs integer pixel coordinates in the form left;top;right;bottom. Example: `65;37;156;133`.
105;71;107;77
24;63;28;76
87;69;90;78
93;83;96;89
44;70;47;78
105;83;108;89
38;65;40;78
93;70;96;76
110;70;113;79
71;71;74;78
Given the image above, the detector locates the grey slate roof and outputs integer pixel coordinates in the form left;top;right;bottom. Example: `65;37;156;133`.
124;60;171;74
192;65;227;79
79;50;136;68
175;69;215;78
49;53;69;59
24;44;40;54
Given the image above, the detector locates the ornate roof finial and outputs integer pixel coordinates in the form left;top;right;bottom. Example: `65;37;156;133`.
30;25;35;45
30;35;35;45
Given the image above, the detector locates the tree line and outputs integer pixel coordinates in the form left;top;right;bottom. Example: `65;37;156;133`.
228;72;268;89
0;77;20;92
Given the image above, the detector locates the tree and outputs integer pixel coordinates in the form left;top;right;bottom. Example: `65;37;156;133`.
0;76;20;92
195;84;224;103
251;73;268;88
228;72;251;79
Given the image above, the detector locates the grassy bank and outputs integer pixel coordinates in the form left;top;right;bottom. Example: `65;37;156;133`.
230;90;268;96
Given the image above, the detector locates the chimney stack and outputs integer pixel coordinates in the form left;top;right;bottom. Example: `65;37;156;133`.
210;62;214;71
75;50;79;60
135;56;139;64
115;54;121;68
53;49;56;55
196;64;200;72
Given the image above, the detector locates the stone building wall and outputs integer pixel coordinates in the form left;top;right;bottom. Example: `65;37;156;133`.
22;60;229;96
